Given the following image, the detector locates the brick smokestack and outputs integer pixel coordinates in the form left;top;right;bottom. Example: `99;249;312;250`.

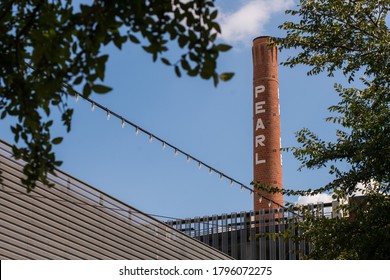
252;36;283;210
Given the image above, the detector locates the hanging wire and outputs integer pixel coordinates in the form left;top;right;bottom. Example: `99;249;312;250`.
69;89;286;210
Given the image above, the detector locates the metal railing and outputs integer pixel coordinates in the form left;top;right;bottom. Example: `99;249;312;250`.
167;202;341;260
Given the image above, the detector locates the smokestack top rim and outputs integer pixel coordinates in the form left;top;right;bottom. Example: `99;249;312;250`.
253;36;271;42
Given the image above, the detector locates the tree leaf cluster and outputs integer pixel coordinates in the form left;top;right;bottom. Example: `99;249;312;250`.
0;0;232;191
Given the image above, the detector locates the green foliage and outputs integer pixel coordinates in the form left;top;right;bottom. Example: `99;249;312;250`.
288;194;390;259
255;0;390;259
277;0;389;83
0;0;232;191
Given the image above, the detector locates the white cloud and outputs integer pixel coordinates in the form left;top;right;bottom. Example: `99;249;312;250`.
218;0;294;44
297;193;334;205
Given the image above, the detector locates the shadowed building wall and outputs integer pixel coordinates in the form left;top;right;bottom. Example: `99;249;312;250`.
0;139;232;260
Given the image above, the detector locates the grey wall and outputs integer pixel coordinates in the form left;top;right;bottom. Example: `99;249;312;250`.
0;140;232;260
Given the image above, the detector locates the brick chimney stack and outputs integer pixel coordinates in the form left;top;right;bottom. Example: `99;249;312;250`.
252;36;283;210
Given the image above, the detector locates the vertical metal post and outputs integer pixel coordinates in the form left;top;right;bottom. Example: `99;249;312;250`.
222;213;228;254
203;216;209;246
269;208;276;260
288;211;296;260
249;211;256;259
194;217;200;240
212;215;219;250
231;212;238;259
278;207;286;260
240;211;247;260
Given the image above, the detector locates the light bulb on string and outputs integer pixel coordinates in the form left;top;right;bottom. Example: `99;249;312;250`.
219;173;223;181
91;103;95;112
198;162;202;169
268;200;272;208
240;185;244;192
106;111;110;120
75;94;79;103
162;142;166;150
259;196;262;203
250;191;253;198
174;149;178;156
186;155;190;162
149;134;153;143
121;119;125;128
230;180;234;187
135;127;139;136
208;168;212;175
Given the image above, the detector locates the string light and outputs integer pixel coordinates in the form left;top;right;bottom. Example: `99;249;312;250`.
219;173;223;181
67;90;287;211
75;93;79;103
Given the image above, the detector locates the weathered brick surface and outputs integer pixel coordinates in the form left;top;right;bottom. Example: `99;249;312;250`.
252;36;283;210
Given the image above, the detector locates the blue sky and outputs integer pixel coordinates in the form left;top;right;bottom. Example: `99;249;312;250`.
1;0;344;219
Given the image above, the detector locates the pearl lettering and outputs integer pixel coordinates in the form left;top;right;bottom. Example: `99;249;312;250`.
255;85;265;98
255;101;266;114
256;118;265;130
255;135;265;147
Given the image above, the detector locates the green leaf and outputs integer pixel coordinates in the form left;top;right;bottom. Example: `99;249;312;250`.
92;84;112;94
181;59;190;71
210;10;218;20
174;65;181;77
219;72;235;81
178;35;189;48
52;137;63;145
83;83;91;96
73;76;83;85
215;44;232;52
129;34;140;44
161;58;171;66
213;73;219;87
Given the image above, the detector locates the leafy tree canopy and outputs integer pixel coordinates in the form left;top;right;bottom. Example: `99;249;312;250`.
255;0;389;259
0;0;233;190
